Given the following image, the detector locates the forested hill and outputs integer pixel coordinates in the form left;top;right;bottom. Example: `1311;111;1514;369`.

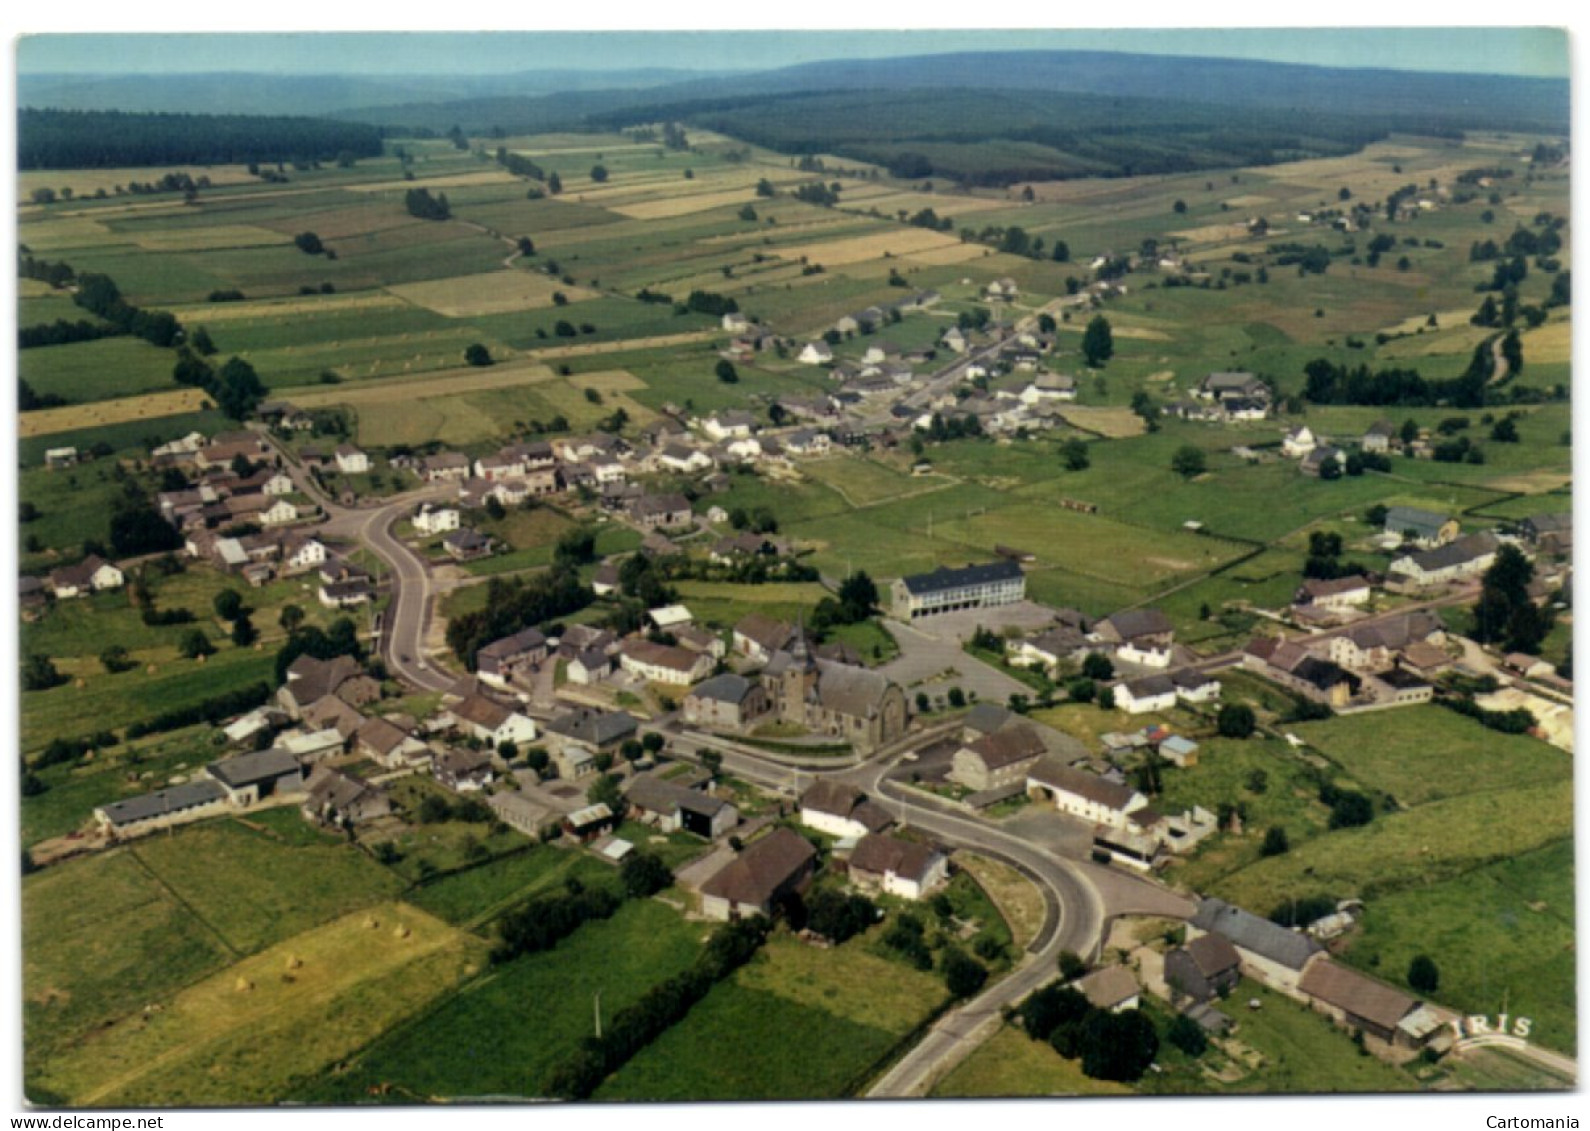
18;108;384;169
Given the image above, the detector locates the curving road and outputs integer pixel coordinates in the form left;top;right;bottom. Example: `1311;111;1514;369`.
357;497;456;692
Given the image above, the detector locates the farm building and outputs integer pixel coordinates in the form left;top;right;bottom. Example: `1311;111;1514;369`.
433;748;496;792
1388;533;1499;587
475;627;549;689
619;639;713;686
699;828;817;920
683;672;770;731
846;833;948;900
1027;760;1149;832
302;766;390;826
624;773;739;839
1297;959;1443;1050
1072;966;1142;1013
1164;933;1243;1003
451;694;538;747
47;554;124;599
94;780;230;837
1092;608;1175;667
949;724;1048;791
1383;507;1459;548
1187;897;1324;998
205;748;307;807
799;780;893;840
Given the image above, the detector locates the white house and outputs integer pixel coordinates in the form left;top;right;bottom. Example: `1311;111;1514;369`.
261;472;296;496
617;639;713;686
722;312;750;332
334;445;371;474
414;504;461;535
48;555;125;599
1281;426;1317;458
799;341;834;365
451;694;538;747
701;411;756;442
260;499;299;527
724;436;763;462
1027;760;1149;832
655;444;715;474
799;780;891;840
1018;374;1077;404
782;429;831;457
847;833;949;901
941;327;968;353
1112;674;1179;714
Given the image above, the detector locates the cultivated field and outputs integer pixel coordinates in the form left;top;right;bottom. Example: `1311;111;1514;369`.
388;269;600;316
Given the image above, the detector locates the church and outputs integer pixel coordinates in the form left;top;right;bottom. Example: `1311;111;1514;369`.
760;629;908;753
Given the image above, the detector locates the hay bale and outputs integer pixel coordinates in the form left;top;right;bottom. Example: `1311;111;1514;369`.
234;977;253;993
393;924;410;939
286;954;303;970
364;915;380;930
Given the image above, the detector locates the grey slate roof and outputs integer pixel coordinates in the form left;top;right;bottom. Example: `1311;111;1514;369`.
898;559;1023;596
207;748;302;790
1403;531;1499;573
963;703;1013;735
848;833;942;885
1100;608;1174;641
99;780;226;827
1028;760;1139;812
544;708;638;748
1385;506;1450;540
1191;897;1322;971
690;672;757;705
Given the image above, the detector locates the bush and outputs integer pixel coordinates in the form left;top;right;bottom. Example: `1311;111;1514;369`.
1080;1009;1159;1082
620;852;673;899
1260;826;1290;857
1019;985;1091;1041
1167;1014;1208;1057
805;888;876;944
1408;954;1440;994
1217;703;1257;738
942;948;989;998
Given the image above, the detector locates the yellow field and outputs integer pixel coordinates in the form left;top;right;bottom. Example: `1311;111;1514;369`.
19;389;213;438
533;380;657;428
34;902;488;1107
847;191;1013;216
611;187;759;219
20;164;260;198
166;291;413;323
290;359;560;409
520;329;719;359
1172;222;1256;243
903;242;994;267
130;224;293;252
19;278;57;298
773;227;962;267
1379;308;1482;335
1223;194;1275;208
14;216;120;251
569;368;647;392
343;169;517;193
1523;318;1572;364
387;270;599;317
1057;406;1147;438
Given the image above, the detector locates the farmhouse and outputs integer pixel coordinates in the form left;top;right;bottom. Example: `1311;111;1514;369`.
487;789;559;839
475;627;548;689
302;766;390;826
543;708;638;755
683;672;771;730
782;429;832;457
1072;966;1142;1013
1388;532;1499;587
355;716;431;769
1296;575;1373;610
279;654;380;718
334;444;370;474
1007;625;1088;672
1384;506;1459;548
94;780;230;837
1518;513;1572;556
800;779;893;839
799;341;835;365
1198;371;1269;405
1243;638;1362;707
443;529;495;562
1164;933;1243;1003
1362;419;1398;453
1299;445;1344;478
1281;425;1317;458
413;504;460;535
1187;897;1323;997
629;493;694;530
949;724;1048;791
47;554;124;599
1112;674;1178;714
701;410;757;441
1018;373;1078;404
452;694;538;747
891;559;1026;620
846;833;949;900
624;773;739;839
1092;608;1175;667
433;748;496;792
699;827;818;920
619;639;713;686
1027;760;1149;831
421;451;472;482
762;635;908;752
566;648;615;685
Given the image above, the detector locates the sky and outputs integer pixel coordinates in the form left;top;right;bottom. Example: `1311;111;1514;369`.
14;26;1572;80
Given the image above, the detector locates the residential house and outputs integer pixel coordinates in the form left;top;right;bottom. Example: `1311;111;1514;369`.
1281;425;1317;458
1164;933;1243;1003
356;716;430;769
624;773;739;839
421;452;472;482
949;724;1048;791
279;654;380;718
1300;445;1345;478
1362;419;1398;453
941;327;968;353
443;529;495;562
1171;668;1221;705
800;780;893;840
302;766;391;826
733;614;795;663
1073;967;1142;1013
475;627;548;689
618;639;713;686
984;277;1019;299
891;560;1026;620
281;532;327;575
452;694;538;747
655;444;714;475
699;827;818;920
683;672;770;731
1295;575;1373;611
334;445;370;475
1093;608;1175;668
543;708;638;759
47;554;124;599
629;494;694;531
1198;371;1270;407
1243;638;1361;707
700;410;757;442
433;748;496;792
1384;507;1461;549
413;504;460;536
798;341;835;365
782;429;831;457
846;833;949;900
1187;897;1324;997
1007;625;1088;673
319;577;373;608
1388;532;1500;587
1018;373;1078;404
566;648;615;685
1027;760;1150;832
1518;513;1572;556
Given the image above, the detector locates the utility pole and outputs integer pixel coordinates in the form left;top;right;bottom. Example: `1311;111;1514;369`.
594;989;602;1039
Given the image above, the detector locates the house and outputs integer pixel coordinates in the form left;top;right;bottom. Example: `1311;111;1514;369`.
205;748;306;806
624;773;739;839
1007;626;1088;673
1297;959;1433;1048
655;443;714;475
45;446;79;469
1198;371;1270;406
421;452;472;482
941;327;968;353
1388;532;1499;587
1171;668;1221;705
699;828;817;920
1027;760;1149;831
281;533;327;575
302;766;390;826
543;708;638;755
95;780;230;837
319;578;373;608
433;748;496;792
413;504;460;535
1296;575;1373;610
279;654;380;718
260;471;295;496
452;694;538;747
487;789;560;839
799;780;893;839
960;703;1014;744
1112;674;1177;715
847;833;949;900
1518;513;1572;556
1187;897;1324;997
700;410;757;442
475;627;548;689
1362;419;1398;453
591;561;621;597
782;429;831;457
1072;966;1142;1013
1300;445;1344;478
949;724;1048;791
1384;506;1460;548
618;639;713;686
891;560;1026;620
1281;425;1317;458
1164;933;1243;1003
984;277;1019;299
1092;608;1175;667
647;604;694;633
722;311;750;332
355;716;430;769
733;614;795;663
566;648;615;685
1369;666;1434;706
798;341;834;365
334;444;370;474
277;727;347;763
761;635;908;753
47;554;124;599
443;529;495;562
629;494;694;531
683;672;770;731
1018;373;1078;404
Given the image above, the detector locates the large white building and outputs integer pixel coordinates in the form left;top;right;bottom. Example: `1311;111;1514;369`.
891;560;1026;620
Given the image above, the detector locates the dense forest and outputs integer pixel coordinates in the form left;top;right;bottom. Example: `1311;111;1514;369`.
18;108;383;169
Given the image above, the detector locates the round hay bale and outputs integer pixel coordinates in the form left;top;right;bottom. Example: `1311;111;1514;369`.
393;925;410;939
286;954;303;970
364;915;380;930
234;977;253;993
74;678;86;689
146;664;158;674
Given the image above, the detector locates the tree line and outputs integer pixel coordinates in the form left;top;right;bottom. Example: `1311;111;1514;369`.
19;108;382;169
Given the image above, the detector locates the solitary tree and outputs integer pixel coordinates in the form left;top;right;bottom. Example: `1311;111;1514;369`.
715;360;739;384
590;164;609;183
293;231;324;255
279;604;305;633
464;343;493;367
1217;703;1256;738
1260;826;1290;857
1059;438;1090;471
1408;954;1441;994
1081;315;1114;367
1171;445;1207;479
179;629;216;659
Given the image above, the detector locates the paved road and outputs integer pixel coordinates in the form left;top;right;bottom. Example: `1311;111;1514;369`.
357;496;456;692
